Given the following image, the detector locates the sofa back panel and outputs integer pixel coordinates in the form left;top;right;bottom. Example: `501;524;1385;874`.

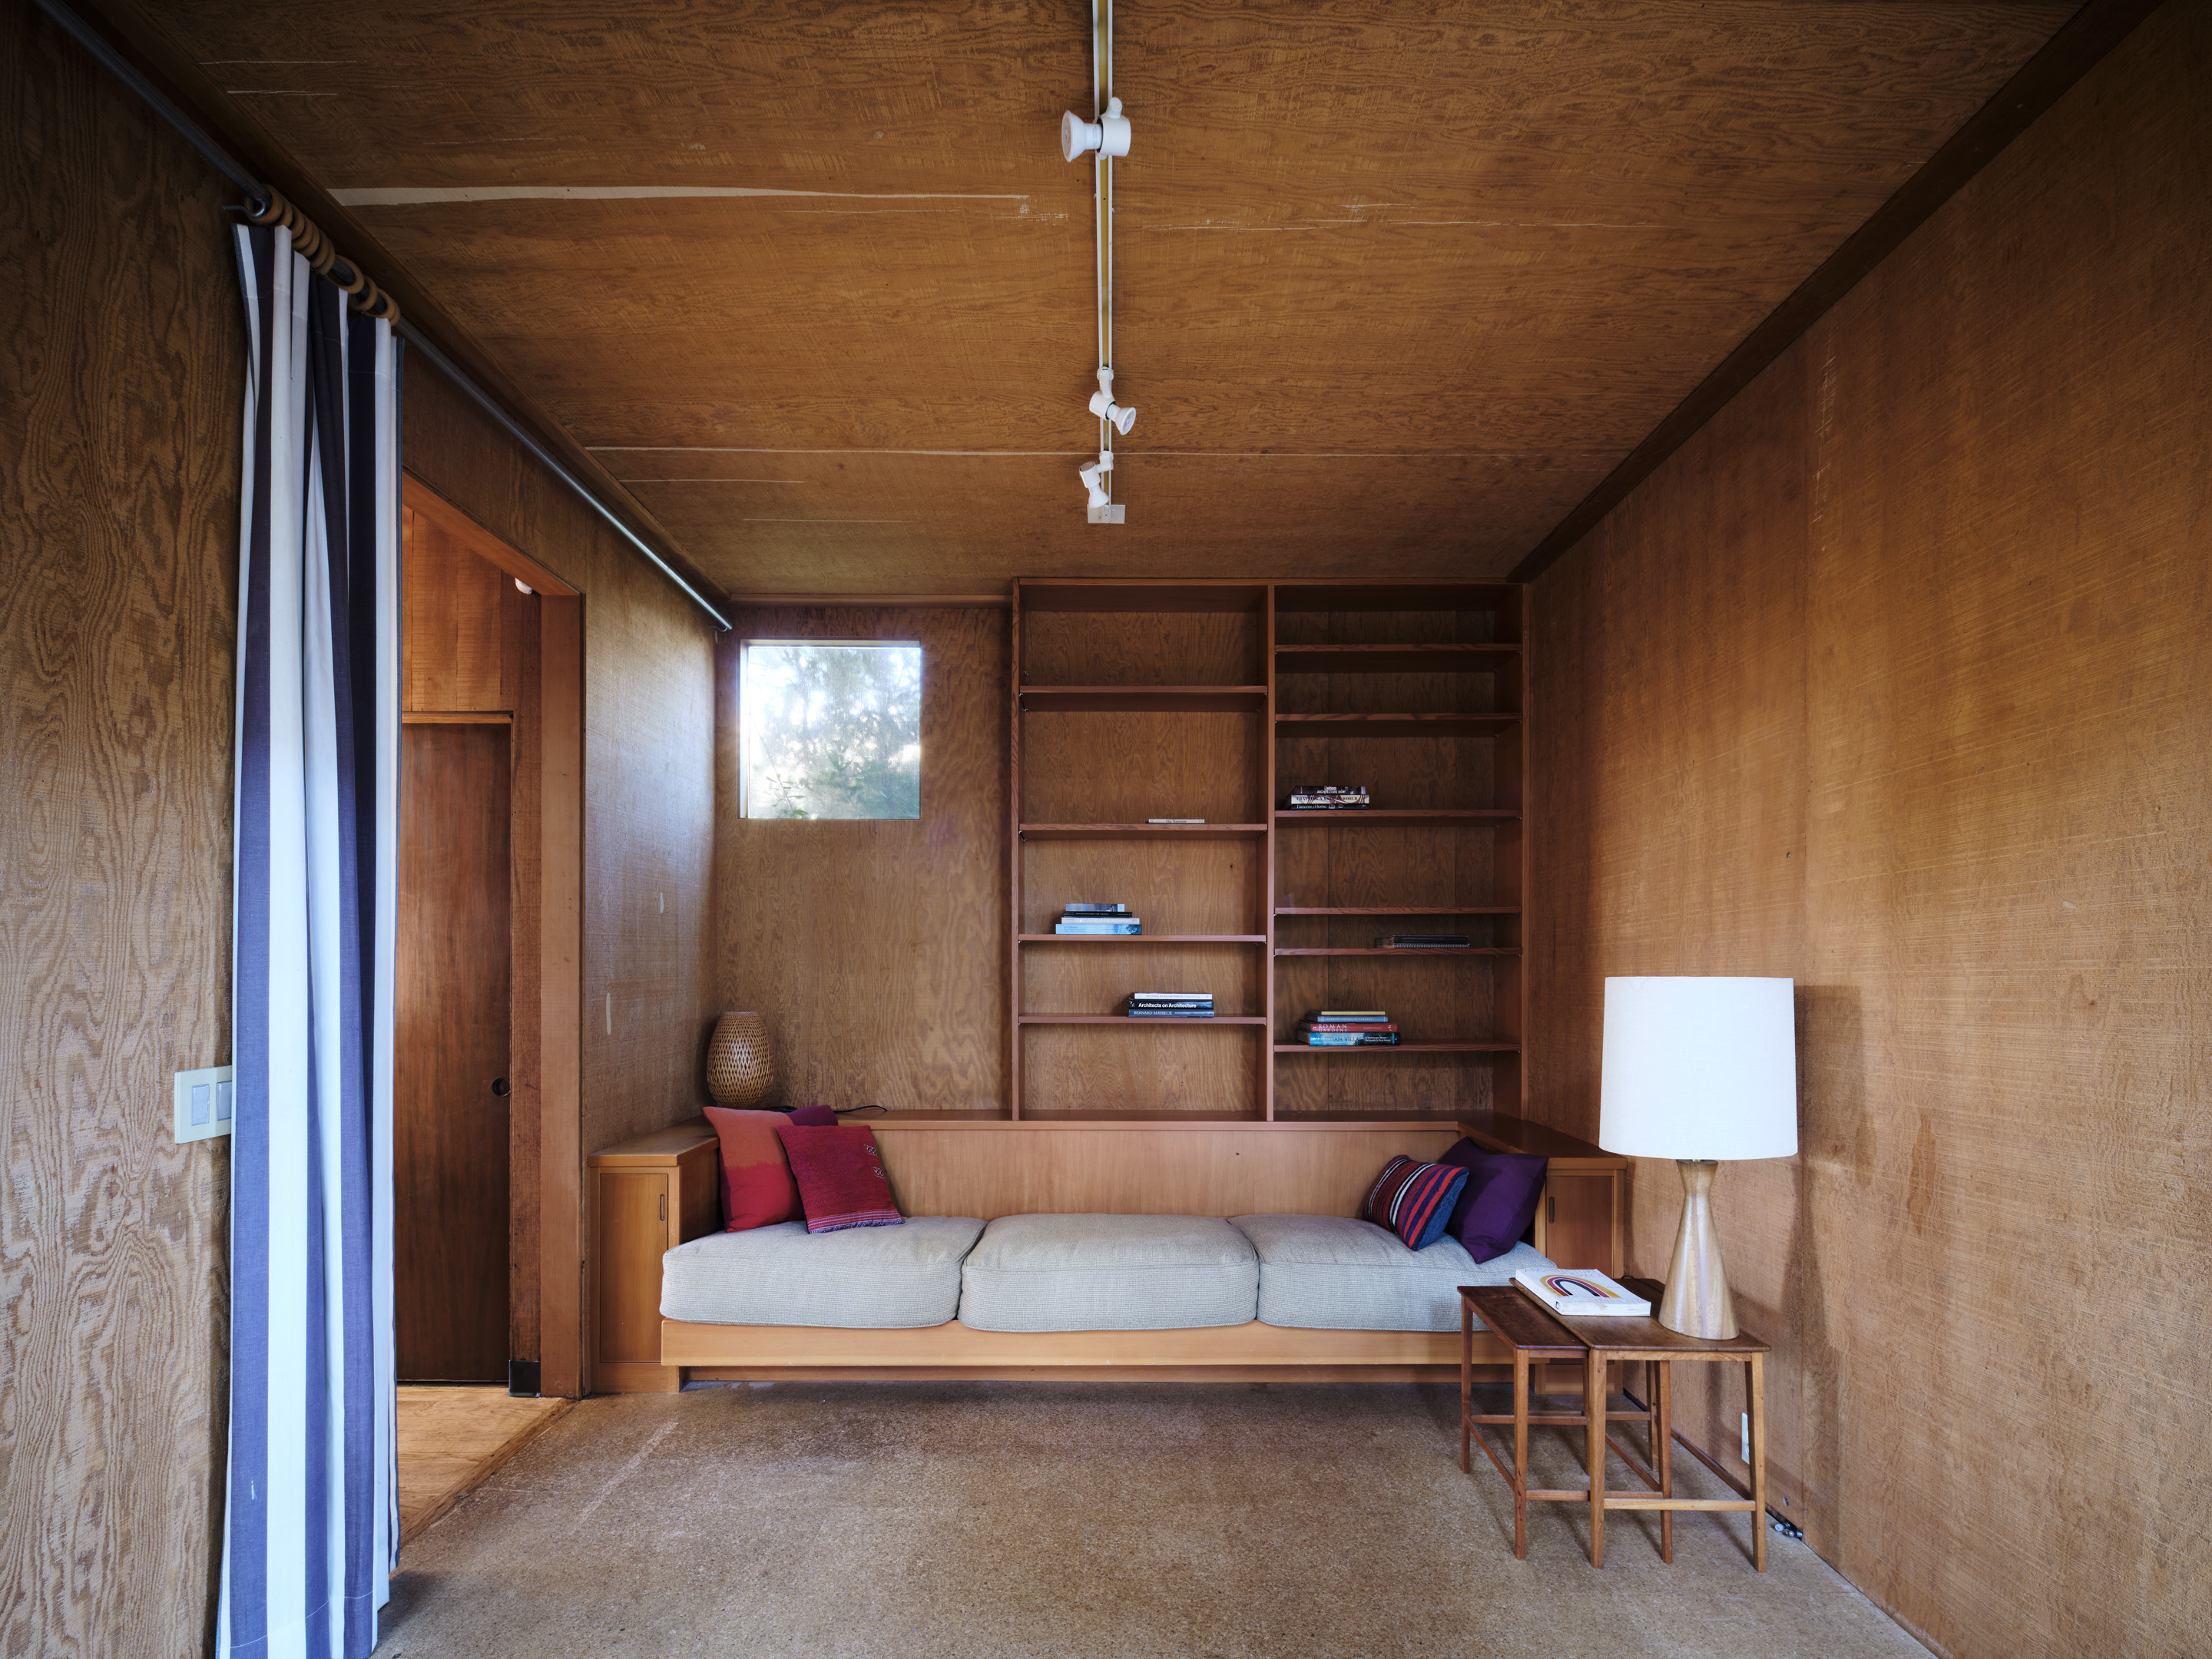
873;1124;1462;1220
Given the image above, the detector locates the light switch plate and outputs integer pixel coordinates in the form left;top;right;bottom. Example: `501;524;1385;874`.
174;1065;236;1144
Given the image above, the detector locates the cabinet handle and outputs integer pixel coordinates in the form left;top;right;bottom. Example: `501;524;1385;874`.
658;1193;667;1222
1547;1195;1556;1224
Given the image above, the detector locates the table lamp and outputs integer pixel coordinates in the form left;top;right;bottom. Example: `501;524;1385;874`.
1598;977;1798;1339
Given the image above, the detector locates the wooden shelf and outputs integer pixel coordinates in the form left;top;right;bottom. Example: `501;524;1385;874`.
1274;1041;1521;1054
1021;1014;1269;1025
1276;906;1521;916
1273;809;1520;825
1018;822;1267;840
1020;933;1266;943
1273;948;1522;957
1274;644;1521;675
1020;685;1267;713
1275;713;1519;737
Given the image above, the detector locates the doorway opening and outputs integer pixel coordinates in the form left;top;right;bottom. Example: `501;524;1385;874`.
396;475;584;1397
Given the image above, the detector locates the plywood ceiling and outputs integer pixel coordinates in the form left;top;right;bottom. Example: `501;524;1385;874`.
113;1;2070;596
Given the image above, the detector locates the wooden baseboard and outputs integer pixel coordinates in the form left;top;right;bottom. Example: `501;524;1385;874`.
594;1361;683;1394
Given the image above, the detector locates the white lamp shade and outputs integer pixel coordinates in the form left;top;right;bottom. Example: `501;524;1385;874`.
1598;976;1799;1161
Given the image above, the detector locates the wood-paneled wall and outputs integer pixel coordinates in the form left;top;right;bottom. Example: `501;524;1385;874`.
400;362;723;1395
1526;7;2210;1654
0;3;239;1651
715;608;1008;1112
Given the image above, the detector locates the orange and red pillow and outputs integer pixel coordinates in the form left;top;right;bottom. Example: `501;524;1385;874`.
703;1107;803;1232
775;1123;904;1233
1361;1155;1470;1251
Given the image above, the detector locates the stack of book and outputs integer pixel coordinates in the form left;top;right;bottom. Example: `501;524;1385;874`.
1128;992;1214;1018
1055;902;1140;935
1374;932;1471;949
1296;1009;1399;1045
1285;784;1369;810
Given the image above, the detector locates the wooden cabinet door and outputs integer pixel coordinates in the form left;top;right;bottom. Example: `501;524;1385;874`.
396;722;513;1382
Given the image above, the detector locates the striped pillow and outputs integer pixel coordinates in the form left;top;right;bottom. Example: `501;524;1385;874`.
1362;1156;1471;1251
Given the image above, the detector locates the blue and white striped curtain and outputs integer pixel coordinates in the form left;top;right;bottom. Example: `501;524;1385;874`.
220;224;401;1659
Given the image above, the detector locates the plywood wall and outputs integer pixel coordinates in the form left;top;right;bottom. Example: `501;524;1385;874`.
399;357;724;1386
715;607;1008;1112
0;3;240;1651
1525;7;2210;1654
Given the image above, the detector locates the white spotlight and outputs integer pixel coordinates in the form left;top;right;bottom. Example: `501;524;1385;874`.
1088;368;1136;435
1078;455;1112;509
1089;390;1136;435
1061;98;1131;162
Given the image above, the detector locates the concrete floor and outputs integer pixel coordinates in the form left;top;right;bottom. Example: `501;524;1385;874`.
376;1382;1926;1658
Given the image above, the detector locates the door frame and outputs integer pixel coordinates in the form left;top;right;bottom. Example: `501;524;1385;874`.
401;474;587;1398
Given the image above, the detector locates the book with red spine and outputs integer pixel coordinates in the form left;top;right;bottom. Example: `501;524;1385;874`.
1301;1022;1398;1033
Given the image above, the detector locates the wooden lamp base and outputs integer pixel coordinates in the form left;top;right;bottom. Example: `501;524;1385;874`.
1657;1158;1737;1339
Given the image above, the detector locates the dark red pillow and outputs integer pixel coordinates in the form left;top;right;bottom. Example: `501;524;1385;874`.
774;1124;903;1233
703;1107;801;1232
786;1104;839;1126
1437;1139;1548;1263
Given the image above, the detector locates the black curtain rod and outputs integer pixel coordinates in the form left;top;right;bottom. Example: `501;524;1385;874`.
30;0;733;634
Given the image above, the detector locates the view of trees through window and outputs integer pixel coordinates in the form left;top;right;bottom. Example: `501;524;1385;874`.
741;641;922;819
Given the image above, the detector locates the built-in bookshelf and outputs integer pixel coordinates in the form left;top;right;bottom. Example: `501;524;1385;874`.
1009;579;1525;1122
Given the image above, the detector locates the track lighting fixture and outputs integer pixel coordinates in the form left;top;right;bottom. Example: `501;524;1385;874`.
1061;98;1131;163
1064;0;1129;524
1088;368;1136;436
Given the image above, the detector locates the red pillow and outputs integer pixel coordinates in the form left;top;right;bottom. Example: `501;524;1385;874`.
774;1124;903;1233
703;1107;801;1232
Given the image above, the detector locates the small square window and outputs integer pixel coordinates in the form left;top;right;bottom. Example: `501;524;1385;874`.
740;641;922;819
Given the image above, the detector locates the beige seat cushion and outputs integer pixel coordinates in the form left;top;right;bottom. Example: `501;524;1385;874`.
1233;1214;1552;1333
958;1214;1260;1332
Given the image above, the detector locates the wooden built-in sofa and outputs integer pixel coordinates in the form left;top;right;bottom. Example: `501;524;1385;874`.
589;1113;1625;1393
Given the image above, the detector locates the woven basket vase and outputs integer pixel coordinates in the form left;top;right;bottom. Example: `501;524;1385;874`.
706;1012;776;1108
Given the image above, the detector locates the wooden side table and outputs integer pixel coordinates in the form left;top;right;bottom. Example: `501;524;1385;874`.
1549;1276;1770;1571
1458;1286;1654;1559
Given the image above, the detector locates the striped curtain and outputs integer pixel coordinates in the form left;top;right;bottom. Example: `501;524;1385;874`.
220;224;402;1659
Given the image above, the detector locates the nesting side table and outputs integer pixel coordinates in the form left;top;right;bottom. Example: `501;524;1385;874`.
1458;1285;1654;1559
1548;1276;1770;1570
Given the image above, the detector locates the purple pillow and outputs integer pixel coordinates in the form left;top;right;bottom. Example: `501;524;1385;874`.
1437;1140;1548;1263
786;1104;839;1126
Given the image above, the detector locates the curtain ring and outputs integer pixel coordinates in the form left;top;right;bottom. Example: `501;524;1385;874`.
306;235;339;278
245;188;289;226
329;257;368;296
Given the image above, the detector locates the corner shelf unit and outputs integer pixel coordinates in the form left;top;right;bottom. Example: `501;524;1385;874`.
1010;578;1525;1121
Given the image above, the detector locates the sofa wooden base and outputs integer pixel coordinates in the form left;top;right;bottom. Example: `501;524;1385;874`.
687;1363;1473;1384
582;1316;1529;1392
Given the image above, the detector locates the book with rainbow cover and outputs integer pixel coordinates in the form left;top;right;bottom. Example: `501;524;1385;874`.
1513;1268;1651;1318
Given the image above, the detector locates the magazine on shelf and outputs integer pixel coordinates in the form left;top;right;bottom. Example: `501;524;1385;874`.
1512;1269;1651;1317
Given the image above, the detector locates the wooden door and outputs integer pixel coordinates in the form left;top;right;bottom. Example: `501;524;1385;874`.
396;721;513;1382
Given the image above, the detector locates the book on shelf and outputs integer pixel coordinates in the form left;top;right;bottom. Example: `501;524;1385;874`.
1128;992;1215;1018
1312;1009;1386;1021
1056;922;1141;935
1512;1269;1651;1318
1062;902;1131;915
1373;934;1472;949
1286;785;1369;810
1145;818;1204;824
1299;1031;1400;1046
1302;1022;1397;1033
